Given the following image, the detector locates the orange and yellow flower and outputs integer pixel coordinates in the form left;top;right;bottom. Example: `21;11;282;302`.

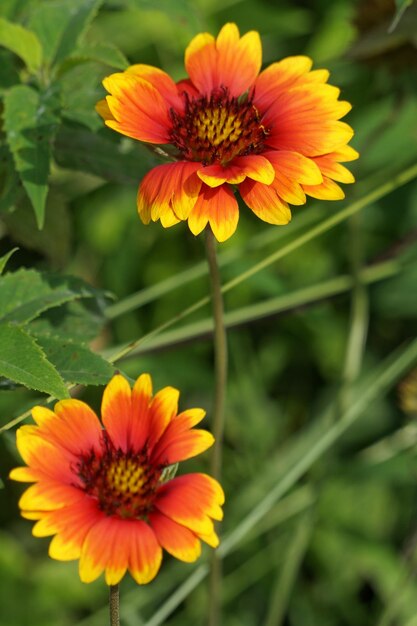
97;23;358;242
10;374;224;585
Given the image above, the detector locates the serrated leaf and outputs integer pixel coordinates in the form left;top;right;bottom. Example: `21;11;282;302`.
35;335;114;385
29;298;107;343
0;268;101;324
0;248;18;274
64;42;129;70
0;17;42;73
54;126;156;184
53;0;103;64
3;85;60;227
0;323;68;398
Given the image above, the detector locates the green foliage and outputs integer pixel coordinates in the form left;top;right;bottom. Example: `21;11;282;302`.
0;17;42;73
3;85;59;228
0;323;68;398
1;1;417;625
0;267;111;395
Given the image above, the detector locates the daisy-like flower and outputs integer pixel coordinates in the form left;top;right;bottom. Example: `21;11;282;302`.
97;23;358;242
10;374;224;585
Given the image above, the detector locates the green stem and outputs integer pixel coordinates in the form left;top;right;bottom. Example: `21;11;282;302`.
205;228;228;626
109;585;120;626
337;212;369;418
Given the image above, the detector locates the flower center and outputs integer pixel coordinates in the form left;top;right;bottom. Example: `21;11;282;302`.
76;434;161;519
169;88;270;165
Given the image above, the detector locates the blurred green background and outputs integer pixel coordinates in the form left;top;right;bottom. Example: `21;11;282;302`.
1;0;417;624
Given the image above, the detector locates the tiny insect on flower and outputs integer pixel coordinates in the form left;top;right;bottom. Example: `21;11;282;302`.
10;374;224;585
97;23;358;242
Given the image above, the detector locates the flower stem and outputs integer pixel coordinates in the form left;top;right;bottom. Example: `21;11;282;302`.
205;227;228;626
109;585;120;626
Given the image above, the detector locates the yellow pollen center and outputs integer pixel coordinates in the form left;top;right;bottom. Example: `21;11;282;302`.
195;108;242;147
169;88;270;166
106;458;146;495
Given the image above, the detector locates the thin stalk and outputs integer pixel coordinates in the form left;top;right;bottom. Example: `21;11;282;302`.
109;585;120;626
205;228;228;626
337;212;369;417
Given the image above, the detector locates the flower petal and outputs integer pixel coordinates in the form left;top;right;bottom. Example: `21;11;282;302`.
13;426;76;484
214;23;262;96
254;55;313;110
198;155;274;187
152;426;214;465
188;184;239;242
80;516;162;585
303;176;345;200
95;98;114;121
45;497;103;561
149;511;201;562
9;466;38;482
126;64;184;110
146;386;180;451
19;482;83;512
198;529;220;548
155;473;224;535
102;73;172;143
33;400;102;458
264;150;323;185
128;520;163;585
101;374;132;452
313;155;355;183
137;162;201;225
239;179;292;225
127;373;152;451
185;23;261;96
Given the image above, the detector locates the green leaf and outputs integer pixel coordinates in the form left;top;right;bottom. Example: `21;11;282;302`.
0;143;21;212
0;323;68;398
0;49;20;92
0;268;101;325
53;0;103;65
3;85;60;228
54;126;156;184
29;298;107;343
389;0;414;32
0;248;18;275
63;42;129;71
0;17;42;74
35;335;114;385
2;191;72;268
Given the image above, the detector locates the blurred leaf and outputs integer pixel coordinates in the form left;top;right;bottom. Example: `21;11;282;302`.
0;49;20;92
374;260;417;317
389;0;414;33
0;268;101;324
54;0;103;64
28;0;101;65
0;248;18;274
0;17;42;73
3;85;60;228
59;62;106;131
0;143;21;212
0;323;68;398
64;42;129;71
306;3;356;62
130;0;201;30
54;126;156;183
35;335;114;385
2;191;72;267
